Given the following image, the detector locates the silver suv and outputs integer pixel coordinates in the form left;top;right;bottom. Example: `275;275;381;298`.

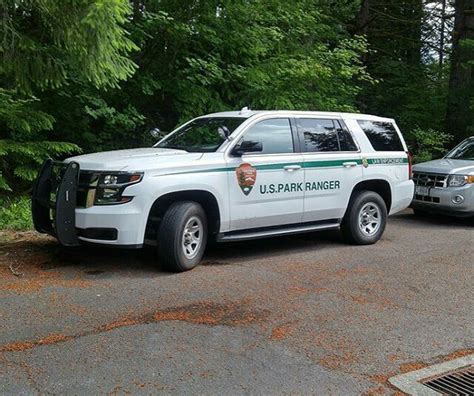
412;137;474;217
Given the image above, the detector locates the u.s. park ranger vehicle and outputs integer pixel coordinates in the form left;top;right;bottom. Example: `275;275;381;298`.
32;109;414;272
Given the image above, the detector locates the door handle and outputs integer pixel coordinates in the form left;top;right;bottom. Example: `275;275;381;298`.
284;165;301;172
342;161;358;168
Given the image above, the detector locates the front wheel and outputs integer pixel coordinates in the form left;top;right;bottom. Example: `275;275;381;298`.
341;191;387;245
158;201;208;272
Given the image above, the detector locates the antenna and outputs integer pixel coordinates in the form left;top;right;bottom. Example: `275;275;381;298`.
239;106;251;114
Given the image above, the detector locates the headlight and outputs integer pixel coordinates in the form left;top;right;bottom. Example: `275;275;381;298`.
448;174;474;187
94;172;143;205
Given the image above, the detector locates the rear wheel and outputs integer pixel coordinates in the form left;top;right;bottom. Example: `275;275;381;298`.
341;191;387;245
158;201;207;272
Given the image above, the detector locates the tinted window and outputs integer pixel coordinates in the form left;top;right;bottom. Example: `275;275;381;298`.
336;121;358;151
299;119;339;152
358;120;404;151
240;118;294;154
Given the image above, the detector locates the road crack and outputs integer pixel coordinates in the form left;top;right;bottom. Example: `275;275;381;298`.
0;300;269;354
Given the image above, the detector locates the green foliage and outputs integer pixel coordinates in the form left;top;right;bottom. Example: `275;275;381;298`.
0;139;80;191
1;0;137;192
125;0;371;131
0;89;81;190
0;0;466;203
2;0;138;92
359;0;449;135
407;128;453;164
0;196;32;230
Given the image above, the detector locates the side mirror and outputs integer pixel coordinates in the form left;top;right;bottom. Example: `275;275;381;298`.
232;140;263;156
150;127;164;139
218;126;231;140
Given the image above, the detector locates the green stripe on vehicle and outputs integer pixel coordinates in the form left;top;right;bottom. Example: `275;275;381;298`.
304;159;363;168
161;157;407;176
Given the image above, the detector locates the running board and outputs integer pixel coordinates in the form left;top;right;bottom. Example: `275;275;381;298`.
217;221;340;242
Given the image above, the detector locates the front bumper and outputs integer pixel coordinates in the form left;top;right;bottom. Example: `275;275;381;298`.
411;184;474;217
75;202;145;247
32;160;146;247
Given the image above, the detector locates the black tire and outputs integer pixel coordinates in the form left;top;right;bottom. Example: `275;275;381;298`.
158;201;207;272
341;190;387;245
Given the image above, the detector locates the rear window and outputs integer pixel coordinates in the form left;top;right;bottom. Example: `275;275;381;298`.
357;120;404;151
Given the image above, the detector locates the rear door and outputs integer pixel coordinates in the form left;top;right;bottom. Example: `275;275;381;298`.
296;118;363;222
226;117;304;231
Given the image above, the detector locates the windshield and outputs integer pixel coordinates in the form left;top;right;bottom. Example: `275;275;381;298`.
156;117;246;152
445;139;474;160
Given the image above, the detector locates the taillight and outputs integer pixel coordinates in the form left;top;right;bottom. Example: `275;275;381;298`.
407;151;413;179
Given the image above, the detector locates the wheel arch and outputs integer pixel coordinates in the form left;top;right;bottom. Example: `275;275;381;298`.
145;190;221;242
348;179;392;214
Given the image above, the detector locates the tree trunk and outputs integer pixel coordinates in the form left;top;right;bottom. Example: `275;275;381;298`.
355;0;370;112
439;0;447;70
446;0;474;142
406;0;423;67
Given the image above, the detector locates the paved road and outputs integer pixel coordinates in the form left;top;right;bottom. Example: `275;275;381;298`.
0;210;472;395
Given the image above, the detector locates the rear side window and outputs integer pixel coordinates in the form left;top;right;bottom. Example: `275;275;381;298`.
358;120;404;151
298;119;358;152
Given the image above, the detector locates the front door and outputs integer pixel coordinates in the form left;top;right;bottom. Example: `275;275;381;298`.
296;118;363;222
226;118;304;231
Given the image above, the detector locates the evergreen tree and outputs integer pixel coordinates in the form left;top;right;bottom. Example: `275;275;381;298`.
446;0;474;141
0;0;137;191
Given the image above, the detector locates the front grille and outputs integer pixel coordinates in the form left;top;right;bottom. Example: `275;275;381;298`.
413;172;448;188
77;171;100;208
414;195;440;203
422;365;474;395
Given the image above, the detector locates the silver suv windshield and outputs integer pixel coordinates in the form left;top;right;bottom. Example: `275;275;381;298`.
445;138;474;160
156;117;246;152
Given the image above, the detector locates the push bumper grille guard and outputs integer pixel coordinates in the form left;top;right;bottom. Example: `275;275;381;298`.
31;159;80;246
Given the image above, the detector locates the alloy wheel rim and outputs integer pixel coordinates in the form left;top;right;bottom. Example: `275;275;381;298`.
358;202;381;236
182;216;203;259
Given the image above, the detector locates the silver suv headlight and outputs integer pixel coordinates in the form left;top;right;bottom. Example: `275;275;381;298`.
447;174;474;187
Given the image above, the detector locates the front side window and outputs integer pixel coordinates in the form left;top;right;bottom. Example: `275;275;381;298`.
239;118;294;154
445;138;474;160
157;117;245;152
298;119;339;152
358;120;404;151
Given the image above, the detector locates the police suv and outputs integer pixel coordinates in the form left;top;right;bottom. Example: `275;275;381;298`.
32;109;414;272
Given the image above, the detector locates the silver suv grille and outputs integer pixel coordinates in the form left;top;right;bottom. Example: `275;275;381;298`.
413;172;448;188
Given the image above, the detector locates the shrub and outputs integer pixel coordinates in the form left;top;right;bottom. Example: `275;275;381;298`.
0;196;33;230
407;128;452;164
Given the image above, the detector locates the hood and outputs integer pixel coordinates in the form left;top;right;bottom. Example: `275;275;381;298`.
413;158;474;175
65;148;203;171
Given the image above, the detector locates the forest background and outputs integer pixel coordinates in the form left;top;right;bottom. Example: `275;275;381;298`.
1;0;473;228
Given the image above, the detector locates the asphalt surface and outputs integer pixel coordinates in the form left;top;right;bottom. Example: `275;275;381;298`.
0;209;472;395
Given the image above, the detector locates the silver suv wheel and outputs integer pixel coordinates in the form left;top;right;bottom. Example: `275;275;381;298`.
182;216;203;259
358;202;382;236
341;191;387;245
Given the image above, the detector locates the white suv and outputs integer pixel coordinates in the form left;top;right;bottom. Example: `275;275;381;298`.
32;109;414;271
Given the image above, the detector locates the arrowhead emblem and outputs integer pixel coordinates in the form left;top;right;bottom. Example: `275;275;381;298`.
236;163;257;196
